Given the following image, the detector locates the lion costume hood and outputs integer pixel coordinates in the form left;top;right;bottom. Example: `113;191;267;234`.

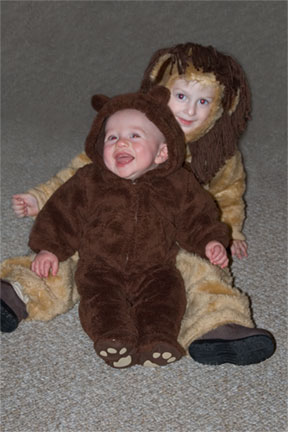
140;42;252;184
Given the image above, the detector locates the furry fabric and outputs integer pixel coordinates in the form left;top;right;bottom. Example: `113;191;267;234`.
27;89;230;365
1;42;254;354
1;255;79;321
176;250;253;349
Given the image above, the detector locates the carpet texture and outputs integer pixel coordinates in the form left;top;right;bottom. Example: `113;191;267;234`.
1;2;287;431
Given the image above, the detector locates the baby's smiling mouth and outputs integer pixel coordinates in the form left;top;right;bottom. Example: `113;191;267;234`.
114;152;134;166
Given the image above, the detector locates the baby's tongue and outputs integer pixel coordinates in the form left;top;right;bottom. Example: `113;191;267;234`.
115;153;134;166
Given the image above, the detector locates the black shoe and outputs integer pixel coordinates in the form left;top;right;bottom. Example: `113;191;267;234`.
188;324;276;365
1;299;19;332
1;279;28;333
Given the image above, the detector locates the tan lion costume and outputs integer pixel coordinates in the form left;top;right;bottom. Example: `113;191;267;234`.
1;43;275;365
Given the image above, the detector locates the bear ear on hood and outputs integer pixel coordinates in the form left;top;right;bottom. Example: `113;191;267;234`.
91;94;110;112
148;86;170;106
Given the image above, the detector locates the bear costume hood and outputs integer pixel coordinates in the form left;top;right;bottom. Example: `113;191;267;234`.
85;86;186;181
140;42;252;184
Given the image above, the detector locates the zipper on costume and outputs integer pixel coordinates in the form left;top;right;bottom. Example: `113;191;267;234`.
125;184;139;270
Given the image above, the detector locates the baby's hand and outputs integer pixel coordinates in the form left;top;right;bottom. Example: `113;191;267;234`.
231;239;248;259
31;250;59;278
12;194;39;218
205;241;229;269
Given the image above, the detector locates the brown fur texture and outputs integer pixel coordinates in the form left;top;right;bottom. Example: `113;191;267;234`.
1;43;254;353
208;151;246;240
28;89;230;366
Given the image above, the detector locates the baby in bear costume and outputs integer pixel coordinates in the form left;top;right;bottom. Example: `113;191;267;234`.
1;43;275;365
29;87;230;368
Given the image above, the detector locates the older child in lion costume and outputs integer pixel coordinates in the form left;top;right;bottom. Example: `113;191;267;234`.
1;42;275;365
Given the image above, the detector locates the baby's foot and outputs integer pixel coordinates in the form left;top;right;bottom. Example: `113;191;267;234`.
94;338;136;369
139;341;184;367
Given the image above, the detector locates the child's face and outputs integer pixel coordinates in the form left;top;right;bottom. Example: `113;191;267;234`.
103;109;168;181
168;79;216;134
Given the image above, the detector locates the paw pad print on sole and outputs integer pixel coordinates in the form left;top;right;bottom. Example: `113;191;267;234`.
99;347;132;368
95;339;135;368
140;342;183;367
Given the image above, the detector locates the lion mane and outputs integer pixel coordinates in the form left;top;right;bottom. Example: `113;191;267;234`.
140;42;252;184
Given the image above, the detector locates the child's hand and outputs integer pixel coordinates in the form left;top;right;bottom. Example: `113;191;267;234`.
31;250;59;278
205;241;229;268
230;239;248;259
12;194;39;218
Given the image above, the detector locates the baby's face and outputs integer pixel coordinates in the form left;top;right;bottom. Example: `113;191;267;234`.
168;79;217;134
103;109;168;181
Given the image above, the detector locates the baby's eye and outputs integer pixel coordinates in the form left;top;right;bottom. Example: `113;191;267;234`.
176;92;187;101
106;135;117;141
130;133;140;138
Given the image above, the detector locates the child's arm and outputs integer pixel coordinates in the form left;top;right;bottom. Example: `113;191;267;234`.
31;250;59;278
176;171;231;260
18;152;91;215
208;151;248;259
29;168;86;263
205;241;228;268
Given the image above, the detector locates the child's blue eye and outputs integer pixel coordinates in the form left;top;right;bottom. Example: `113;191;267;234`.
199;98;208;105
176;93;186;101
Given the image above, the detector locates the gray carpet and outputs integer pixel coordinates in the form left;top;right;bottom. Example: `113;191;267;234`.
1;1;287;431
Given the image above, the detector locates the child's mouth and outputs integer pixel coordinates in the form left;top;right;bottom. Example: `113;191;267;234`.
177;116;195;127
115;153;134;167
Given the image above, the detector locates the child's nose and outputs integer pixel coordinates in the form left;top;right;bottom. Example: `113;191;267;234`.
185;102;196;116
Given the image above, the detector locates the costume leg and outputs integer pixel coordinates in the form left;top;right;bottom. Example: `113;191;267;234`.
132;266;186;367
77;267;138;368
1;254;79;326
176;250;275;364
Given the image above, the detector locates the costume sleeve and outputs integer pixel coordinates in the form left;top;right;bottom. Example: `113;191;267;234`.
206;151;246;241
27;152;91;211
28;169;87;261
176;172;231;259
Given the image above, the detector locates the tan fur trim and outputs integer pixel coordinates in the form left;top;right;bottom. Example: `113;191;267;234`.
0;255;79;321
150;55;219;89
176;250;253;350
197;280;235;296
69;152;92;168
149;53;173;82
164;64;217;88
229;88;240;115
27;152;92;211
207;152;246;240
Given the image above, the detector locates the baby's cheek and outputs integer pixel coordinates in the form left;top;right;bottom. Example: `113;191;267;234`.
103;149;112;168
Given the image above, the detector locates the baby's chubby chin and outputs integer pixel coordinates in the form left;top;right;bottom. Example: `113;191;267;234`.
111;152;138;180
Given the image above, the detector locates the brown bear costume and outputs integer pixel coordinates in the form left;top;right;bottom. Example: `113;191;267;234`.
28;87;230;368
